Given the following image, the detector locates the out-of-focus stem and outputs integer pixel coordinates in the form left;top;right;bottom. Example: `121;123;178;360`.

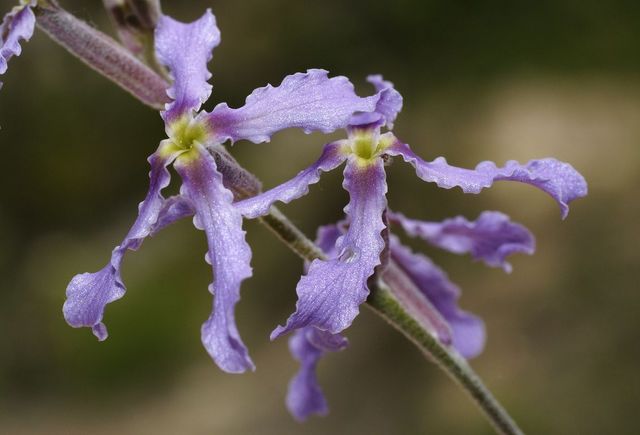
34;0;169;109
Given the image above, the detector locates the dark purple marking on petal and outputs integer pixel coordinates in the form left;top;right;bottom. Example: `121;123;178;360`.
390;236;485;358
271;158;388;339
388;140;588;218
206;69;380;144
155;10;220;121
236;141;347;219
63;148;179;340
388;211;535;272
286;327;347;421
174;144;254;373
0;2;35;87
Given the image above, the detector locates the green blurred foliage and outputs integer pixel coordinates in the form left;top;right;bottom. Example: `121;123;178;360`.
0;0;639;433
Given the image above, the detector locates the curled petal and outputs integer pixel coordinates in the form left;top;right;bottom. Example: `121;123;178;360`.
390;236;485;358
206;69;380;144
314;223;345;256
63;147;179;340
236;141;347;219
389;211;535;272
388;141;588;218
155;10;220;121
366;74;403;129
150;195;195;236
286;327;347;421
174;144;254;373
272;158;388;339
0;2;35;86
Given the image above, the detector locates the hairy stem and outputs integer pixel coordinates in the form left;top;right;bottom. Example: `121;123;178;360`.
34;0;169;109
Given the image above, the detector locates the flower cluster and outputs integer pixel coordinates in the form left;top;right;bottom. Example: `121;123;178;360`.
2;3;587;422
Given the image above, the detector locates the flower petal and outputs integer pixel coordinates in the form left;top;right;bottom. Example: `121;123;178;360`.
388;140;588;219
174;144;254;373
366;74;403;129
235;141;347;219
149;194;195;236
390;236;485;358
206;69;380;144
0;2;35;86
286;327;347;421
63;146;179;340
271;158;387;339
155;10;220;121
388;211;535;272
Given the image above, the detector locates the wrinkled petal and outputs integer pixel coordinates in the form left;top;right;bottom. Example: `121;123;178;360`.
388;140;588;219
390;236;485;358
236;141;347;219
63;146;179;340
174;144;254;373
272;158;387;339
155;10;220;121
286;327;347;421
389;211;535;272
0;2;35;87
149;194;195;236
206;69;380;144
366;74;403;129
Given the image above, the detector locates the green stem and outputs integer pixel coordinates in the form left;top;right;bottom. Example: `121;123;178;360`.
259;207;524;435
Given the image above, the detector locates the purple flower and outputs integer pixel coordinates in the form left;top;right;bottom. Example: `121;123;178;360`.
236;75;587;348
63;10;379;374
0;1;36;89
285;213;533;420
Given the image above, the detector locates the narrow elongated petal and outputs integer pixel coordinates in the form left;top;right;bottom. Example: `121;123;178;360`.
286;327;347;421
63;146;180;340
389;211;535;272
390;236;485;358
0;2;35;86
272;158;387;339
155;10;220;121
206;69;380;144
388;141;588;218
236;141;347;219
174;144;254;373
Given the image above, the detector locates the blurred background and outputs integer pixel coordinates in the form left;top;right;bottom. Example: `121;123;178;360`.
0;0;638;433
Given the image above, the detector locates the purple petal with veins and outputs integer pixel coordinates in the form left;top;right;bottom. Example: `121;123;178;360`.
286;327;347;421
175;144;254;373
63;148;179;340
206;69;380;144
155;10;220;121
236;141;347;219
390;236;485;358
388;140;587;219
271;158;387;339
388;211;535;272
0;2;35;87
